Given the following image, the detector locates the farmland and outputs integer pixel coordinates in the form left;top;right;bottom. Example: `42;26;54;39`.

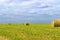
0;24;60;40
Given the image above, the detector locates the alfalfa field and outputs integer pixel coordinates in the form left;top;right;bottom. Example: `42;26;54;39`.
0;24;60;40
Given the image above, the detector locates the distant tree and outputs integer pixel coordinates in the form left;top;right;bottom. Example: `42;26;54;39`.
8;23;11;25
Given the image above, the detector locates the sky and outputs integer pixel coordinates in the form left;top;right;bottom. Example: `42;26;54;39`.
0;0;60;24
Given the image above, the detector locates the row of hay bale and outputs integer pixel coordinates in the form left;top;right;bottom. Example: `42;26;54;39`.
24;19;60;27
7;22;30;26
51;19;60;27
7;19;60;27
24;20;60;27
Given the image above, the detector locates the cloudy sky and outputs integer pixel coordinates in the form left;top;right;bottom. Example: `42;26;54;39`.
0;0;60;23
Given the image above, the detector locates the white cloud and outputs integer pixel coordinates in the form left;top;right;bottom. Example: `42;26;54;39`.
0;0;10;4
0;0;7;3
0;0;60;15
0;0;60;23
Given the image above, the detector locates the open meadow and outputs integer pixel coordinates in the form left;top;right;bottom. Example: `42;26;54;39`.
0;24;60;40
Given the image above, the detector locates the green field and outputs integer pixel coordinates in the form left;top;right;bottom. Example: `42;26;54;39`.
0;24;60;40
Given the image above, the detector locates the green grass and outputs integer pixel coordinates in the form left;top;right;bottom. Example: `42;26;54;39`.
0;24;60;40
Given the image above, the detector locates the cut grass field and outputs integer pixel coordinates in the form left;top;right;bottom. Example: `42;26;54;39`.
0;24;60;40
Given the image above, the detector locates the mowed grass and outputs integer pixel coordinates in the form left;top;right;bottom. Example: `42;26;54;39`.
0;24;60;40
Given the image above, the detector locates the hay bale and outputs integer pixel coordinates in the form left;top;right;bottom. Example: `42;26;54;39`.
24;22;30;26
51;19;60;27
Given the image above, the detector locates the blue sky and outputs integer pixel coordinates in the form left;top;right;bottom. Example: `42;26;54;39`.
0;0;60;24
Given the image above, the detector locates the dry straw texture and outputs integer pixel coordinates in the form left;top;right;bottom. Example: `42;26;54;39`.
51;19;60;27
